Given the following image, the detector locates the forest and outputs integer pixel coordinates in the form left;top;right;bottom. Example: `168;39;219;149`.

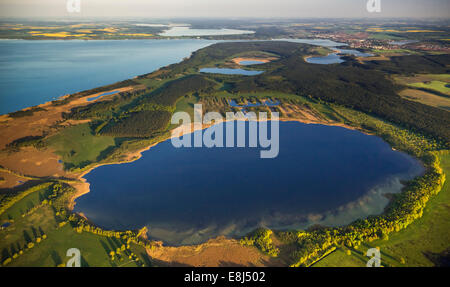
100;110;172;138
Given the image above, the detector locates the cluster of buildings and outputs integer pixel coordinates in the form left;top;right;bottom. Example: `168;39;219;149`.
313;31;449;53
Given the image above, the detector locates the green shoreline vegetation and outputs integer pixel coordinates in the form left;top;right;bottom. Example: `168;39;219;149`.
1;41;449;266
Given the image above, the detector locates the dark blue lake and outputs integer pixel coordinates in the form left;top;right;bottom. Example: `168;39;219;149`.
75;121;423;245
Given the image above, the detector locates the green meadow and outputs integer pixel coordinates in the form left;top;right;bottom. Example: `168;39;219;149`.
408;81;450;95
45;123;116;168
0;183;149;267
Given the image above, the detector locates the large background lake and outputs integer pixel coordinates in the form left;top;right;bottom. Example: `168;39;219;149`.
0;39;216;115
0;38;369;114
76;121;424;245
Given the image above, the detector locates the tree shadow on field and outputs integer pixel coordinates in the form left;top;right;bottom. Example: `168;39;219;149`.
50;250;62;266
23;230;32;243
80;255;90;267
424;249;450;267
38;226;44;236
140;252;152;267
99;240;111;256
31;226;38;239
106;237;118;251
9;243;17;255
1;248;10;261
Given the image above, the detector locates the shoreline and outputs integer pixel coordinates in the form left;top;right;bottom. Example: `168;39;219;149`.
67;113;424;248
70;115;369;208
303;48;341;62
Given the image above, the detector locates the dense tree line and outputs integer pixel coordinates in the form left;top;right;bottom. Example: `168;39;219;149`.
141;75;217;106
8;107;46;118
0;182;54;217
240;228;279;257
6;135;45;150
100;110;171;137
363;54;450;75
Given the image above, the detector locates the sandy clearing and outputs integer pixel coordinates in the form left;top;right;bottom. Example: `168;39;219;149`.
67;180;91;210
146;236;284;267
399;88;450;110
0;147;64;178
0;171;29;189
357;55;390;63
231;57;278;65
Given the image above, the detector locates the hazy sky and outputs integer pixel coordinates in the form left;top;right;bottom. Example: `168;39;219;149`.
0;0;449;19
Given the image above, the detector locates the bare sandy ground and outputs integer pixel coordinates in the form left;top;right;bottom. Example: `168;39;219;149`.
399;88;450;110
0;170;31;189
146;236;285;267
0;147;64;178
357;55;390;63
67;180;91;210
231;57;278;65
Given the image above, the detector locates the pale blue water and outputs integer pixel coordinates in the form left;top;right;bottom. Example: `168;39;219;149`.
336;49;373;57
306;54;345;65
76;121;424;245
239;60;265;65
279;38;345;47
390;40;418;46
279;39;372;65
200;68;263;75
87;90;120;102
0;39;217;115
305;49;373;65
160;27;255;37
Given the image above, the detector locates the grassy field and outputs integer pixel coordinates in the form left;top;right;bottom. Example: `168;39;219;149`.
7;223;149;267
399;89;450;111
394;74;450;88
0;185;52;221
313;152;450;267
46;123;116;168
0;183;150;267
368;33;405;40
395;74;450;110
372;49;421;55
408;81;450;95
